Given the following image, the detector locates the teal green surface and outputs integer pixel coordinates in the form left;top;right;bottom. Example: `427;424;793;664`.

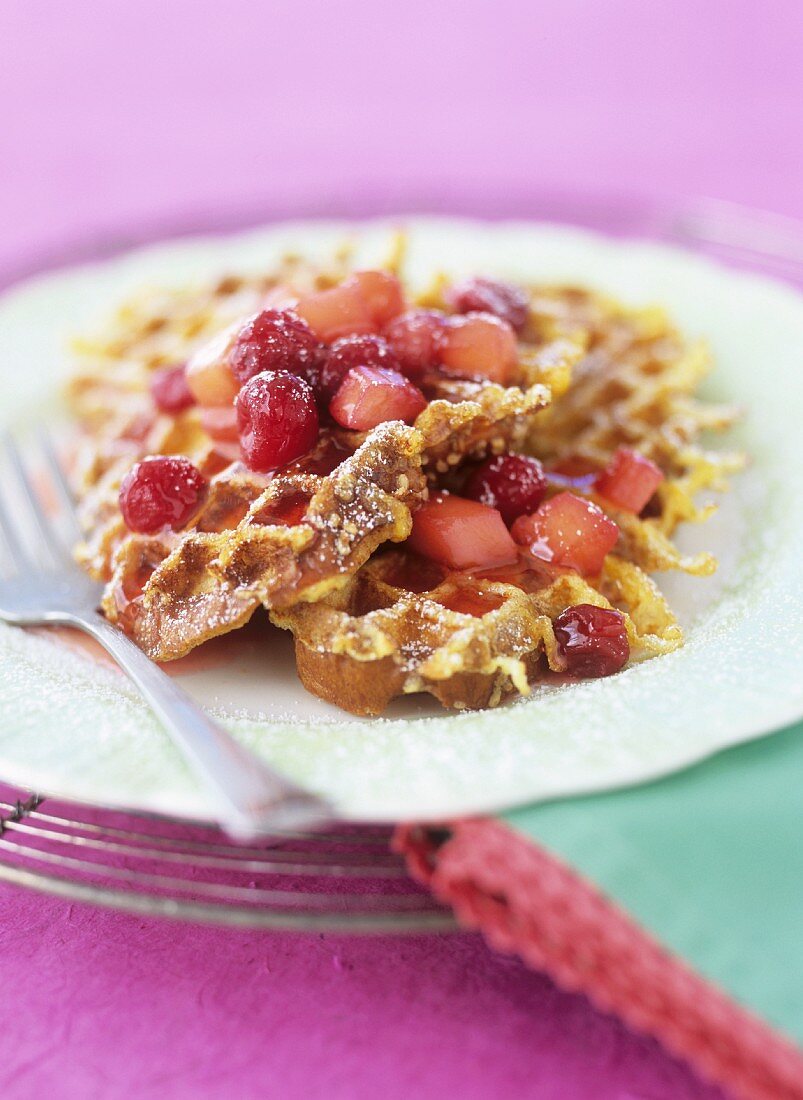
505;723;803;1044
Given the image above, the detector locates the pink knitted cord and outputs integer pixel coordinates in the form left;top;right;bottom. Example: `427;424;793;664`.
395;819;803;1100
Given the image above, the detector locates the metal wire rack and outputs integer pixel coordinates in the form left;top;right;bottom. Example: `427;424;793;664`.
0;783;455;932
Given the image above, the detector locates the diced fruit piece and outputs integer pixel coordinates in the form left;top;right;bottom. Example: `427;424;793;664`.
186;322;241;406
320;335;400;400
440;312;518;384
464;454;547;526
262;284;300;310
383;309;446;378
228;309;319;387
553;604;630;678
329;365;426;430
447;277;529;333
199;405;239;442
352;270;405;326
511;492;619;575
595;447;665;513
150;363;196;414
407;492;518;570
235;371;319;472
295;281;376;342
119;455;207;534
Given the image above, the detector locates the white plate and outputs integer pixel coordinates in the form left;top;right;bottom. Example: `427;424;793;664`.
1;218;801;822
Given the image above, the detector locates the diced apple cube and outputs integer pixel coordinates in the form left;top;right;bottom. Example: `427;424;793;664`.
329;366;427;430
595;447;664;513
408;492;518;570
511;491;619;575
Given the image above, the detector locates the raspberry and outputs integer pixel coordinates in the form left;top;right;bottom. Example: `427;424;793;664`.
464;454;547;526
229;310;320;386
320;335;400;400
235;371;319;472
383;309;446;378
119;456;207;534
447;278;529;333
149;363;196;414
553;604;630;678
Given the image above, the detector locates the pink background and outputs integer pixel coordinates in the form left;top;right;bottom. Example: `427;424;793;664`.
1;1;801;1096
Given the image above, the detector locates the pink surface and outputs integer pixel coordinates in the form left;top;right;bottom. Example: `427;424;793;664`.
1;1;801;1097
0;889;725;1100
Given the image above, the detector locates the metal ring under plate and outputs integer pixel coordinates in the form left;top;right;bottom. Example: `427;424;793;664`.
0;783;455;933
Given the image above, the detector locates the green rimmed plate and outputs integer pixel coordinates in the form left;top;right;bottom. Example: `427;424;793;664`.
0;218;800;822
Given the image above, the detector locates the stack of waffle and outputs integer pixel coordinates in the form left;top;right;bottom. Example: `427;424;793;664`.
68;248;740;715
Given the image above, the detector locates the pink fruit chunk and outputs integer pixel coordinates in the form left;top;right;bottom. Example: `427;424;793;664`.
595;447;664;513
262;284;300;310
295;281;376;342
228;309;320;386
464;454;547;526
407;492;518;570
186;322;242;406
511;491;619;576
149;363;196;414
119;455;207;534
199;405;239;442
351;271;405;327
447;277;529;333
320;335;400;401
329;365;427;430
383;309;446;378
439;312;518;384
236;371;319;472
553;603;630;677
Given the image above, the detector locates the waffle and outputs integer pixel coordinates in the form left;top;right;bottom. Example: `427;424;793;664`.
271;548;681;715
270;286;740;715
521;286;744;574
70;265;585;661
67;246;738;713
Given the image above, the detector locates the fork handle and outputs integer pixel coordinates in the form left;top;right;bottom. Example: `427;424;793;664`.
73;612;332;839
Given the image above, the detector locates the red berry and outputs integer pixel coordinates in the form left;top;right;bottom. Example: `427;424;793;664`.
383;309;446;378
407;492;518;571
228;310;320;386
464;454;547;525
150;363;196;414
119;456;207;534
511;492;619;576
440;312;518;385
553;604;630;678
595;447;665;513
329;365;427;430
236;371;319;472
447;277;529;333
320;335;400;400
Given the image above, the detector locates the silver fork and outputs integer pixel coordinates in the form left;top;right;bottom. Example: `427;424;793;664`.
0;431;333;839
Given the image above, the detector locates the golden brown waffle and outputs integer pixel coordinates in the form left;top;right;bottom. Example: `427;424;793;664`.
68;261;585;662
268;285;740;716
83;423;427;660
67;250;738;714
521;286;744;574
271;548;681;716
